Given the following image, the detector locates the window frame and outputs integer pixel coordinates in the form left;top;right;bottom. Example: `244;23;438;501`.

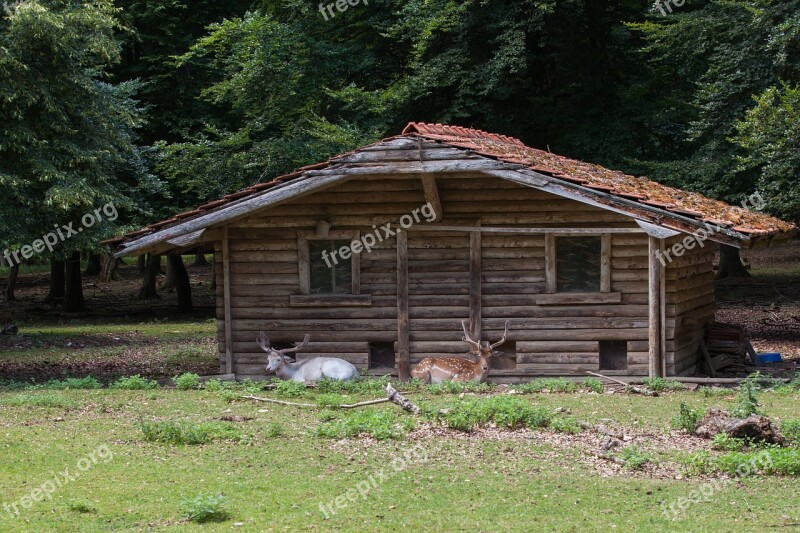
297;230;361;296
545;233;611;295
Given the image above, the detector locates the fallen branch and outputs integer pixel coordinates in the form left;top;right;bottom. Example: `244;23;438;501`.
386;382;420;414
586;371;659;397
578;420;624;440
241;395;316;407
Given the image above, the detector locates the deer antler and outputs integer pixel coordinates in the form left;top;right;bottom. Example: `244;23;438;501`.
278;333;311;354
257;331;271;352
489;320;511;349
461;320;481;351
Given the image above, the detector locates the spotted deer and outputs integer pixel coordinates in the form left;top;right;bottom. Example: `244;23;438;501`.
257;332;359;382
410;320;510;384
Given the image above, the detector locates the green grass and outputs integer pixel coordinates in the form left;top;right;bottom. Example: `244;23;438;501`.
0;385;798;530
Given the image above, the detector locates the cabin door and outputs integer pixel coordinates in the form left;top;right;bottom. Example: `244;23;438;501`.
406;231;473;366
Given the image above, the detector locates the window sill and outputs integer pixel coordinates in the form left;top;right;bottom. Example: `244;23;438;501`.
289;294;372;307
533;292;621;305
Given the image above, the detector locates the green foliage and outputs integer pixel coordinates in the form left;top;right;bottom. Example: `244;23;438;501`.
549;416;583;434
781;419;800;444
431;396;553;432
203;379;225;392
110;375;159;390
264;422;284;438
273;380;308;398
514;379;578;394
66;500;96;514
712;433;748;452
732;380;761;419
1;393;78;409
315;408;415;440
181;493;229;523
43;377;103;390
425;380;495;395
139;420;239;445
173;373;201;390
618;446;650;470
583;378;604;394
641;377;684;392
671;402;704;433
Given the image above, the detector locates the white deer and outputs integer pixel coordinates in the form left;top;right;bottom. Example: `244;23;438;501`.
257;332;359;382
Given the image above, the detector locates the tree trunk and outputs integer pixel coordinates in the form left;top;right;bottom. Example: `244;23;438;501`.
161;254;176;292
193;252;209;266
168;254;193;313
45;259;65;302
136;254;146;275
63;252;86;312
136;254;160;300
99;253;120;282
4;264;19;302
717;245;751;279
84;253;101;276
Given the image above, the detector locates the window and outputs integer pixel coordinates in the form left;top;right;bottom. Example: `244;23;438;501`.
599;340;628;371
309;240;352;294
556;236;601;292
369;342;396;369
545;233;611;295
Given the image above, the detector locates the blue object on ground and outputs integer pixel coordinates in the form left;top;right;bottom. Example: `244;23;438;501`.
757;352;782;364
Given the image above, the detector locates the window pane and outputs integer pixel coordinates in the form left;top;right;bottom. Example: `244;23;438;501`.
309;240;352;294
556;236;601;292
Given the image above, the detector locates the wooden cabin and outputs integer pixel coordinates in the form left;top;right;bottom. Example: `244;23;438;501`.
107;123;797;381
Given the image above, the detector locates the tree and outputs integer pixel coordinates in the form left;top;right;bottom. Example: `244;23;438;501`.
167;254;193;313
137;254;161;300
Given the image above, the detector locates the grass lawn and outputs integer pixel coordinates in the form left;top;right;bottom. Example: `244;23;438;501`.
0;378;799;532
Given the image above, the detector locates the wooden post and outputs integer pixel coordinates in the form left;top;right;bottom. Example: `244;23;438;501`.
469;228;482;341
222;225;233;376
545;233;556;294
600;234;611;293
648;235;664;378
396;230;410;380
421;174;443;222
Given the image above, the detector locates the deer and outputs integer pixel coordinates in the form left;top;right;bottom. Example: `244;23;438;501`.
410;320;510;384
257;332;359;382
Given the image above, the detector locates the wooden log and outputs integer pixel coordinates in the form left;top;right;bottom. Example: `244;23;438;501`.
648;235;664;378
469;227;481;340
222;225;233;375
386;383;420;414
586;371;659;396
396;230;410;380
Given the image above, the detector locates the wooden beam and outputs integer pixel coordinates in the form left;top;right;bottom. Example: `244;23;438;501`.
396;230;410;380
421;174;443;222
545;233;556;294
410;226;644;234
222;225;233;376
600;233;611;293
648;235;664;378
469;225;482;341
297;234;310;295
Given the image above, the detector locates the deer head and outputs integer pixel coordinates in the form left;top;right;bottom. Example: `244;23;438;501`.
461;319;510;374
257;332;310;374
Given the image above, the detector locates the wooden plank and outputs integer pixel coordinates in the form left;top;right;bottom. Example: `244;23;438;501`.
412;226;644;234
289;294;372;307
421;174;443;222
297;234;310;294
222;225;233;375
532;292;622;306
648;235;664;377
545;233;556;294
396;230;409;380
601;233;611;293
469;226;481;340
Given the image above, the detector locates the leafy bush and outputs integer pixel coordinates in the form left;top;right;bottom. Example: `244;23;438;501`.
781;419;800;443
204;379;224;392
316;394;345;408
110;375;158;390
432;395;553;432
173;373;201;390
700;386;732;398
181;493;229;523
317;376;392;395
315;408;415;440
1;393;79;409
671;402;704;433
44;377;103;390
139;420;239;445
549;416;583;434
514;378;578;394
682;448;800;477
732;380;761;418
273;380;308;398
583;378;603;394
642;377;684;392
712;433;747;451
619;446;651;470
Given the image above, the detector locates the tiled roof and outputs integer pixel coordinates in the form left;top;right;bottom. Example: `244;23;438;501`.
106;123;796;249
402;122;796;237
